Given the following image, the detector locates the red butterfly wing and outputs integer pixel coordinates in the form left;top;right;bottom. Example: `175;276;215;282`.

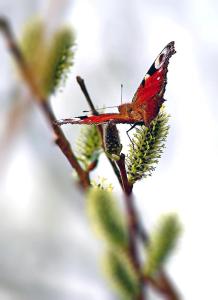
132;41;176;107
56;113;137;126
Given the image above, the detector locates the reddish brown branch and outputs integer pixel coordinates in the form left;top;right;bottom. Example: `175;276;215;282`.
116;154;145;300
145;271;180;300
116;154;137;264
158;271;180;300
41;101;90;188
116;153;180;300
0;17;90;189
76;76;99;115
116;155;137;257
116;153;133;195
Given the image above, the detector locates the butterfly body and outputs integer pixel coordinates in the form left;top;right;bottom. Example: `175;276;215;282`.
57;41;175;127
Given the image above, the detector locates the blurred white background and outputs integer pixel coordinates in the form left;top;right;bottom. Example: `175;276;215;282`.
0;0;218;299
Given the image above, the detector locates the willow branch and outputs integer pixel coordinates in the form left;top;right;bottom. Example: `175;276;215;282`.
0;17;90;189
116;153;133;194
117;155;137;262
116;154;139;265
157;271;180;300
76;76;98;115
145;271;180;300
116;152;181;300
116;154;145;300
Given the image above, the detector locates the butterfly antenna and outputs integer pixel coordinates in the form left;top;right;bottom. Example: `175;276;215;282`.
83;105;119;113
121;84;123;104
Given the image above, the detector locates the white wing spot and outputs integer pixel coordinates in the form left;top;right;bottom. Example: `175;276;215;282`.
155;48;168;69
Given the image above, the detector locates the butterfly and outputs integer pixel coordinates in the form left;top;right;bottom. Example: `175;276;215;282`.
56;41;176;128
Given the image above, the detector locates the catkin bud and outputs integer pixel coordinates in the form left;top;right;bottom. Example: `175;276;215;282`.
103;122;122;160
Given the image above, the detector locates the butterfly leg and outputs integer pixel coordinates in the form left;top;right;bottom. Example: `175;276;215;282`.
126;123;138;147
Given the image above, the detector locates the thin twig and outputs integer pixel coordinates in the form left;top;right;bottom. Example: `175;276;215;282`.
116;154;145;300
76;76;98;115
116;153;181;300
145;271;180;300
116;154;137;263
0;17;90;189
157;270;180;300
41;101;90;188
116;153;133;195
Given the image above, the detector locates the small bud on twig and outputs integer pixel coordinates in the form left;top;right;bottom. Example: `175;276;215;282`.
104;121;122;160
